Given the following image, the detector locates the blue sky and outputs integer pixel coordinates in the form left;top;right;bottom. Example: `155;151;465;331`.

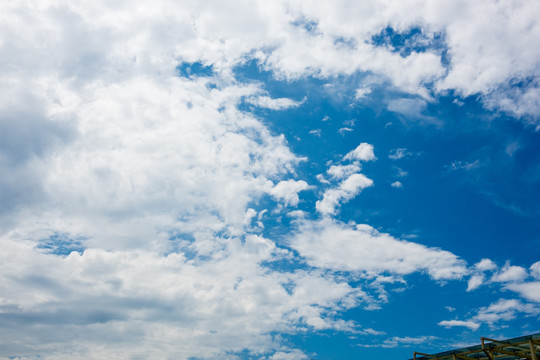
0;1;539;359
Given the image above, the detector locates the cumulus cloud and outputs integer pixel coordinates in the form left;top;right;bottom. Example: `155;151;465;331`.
475;258;498;272
289;219;468;280
506;282;540;303
0;234;378;358
316;143;376;215
491;263;528;283
316;174;373;216
344;143;376;162
270;180;311;206
467;258;498;291
1;0;539;121
327;163;362;180
530;261;540;279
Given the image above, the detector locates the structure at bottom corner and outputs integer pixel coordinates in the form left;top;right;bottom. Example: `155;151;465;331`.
411;333;540;360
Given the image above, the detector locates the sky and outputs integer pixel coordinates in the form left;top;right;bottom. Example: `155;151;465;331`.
0;1;540;359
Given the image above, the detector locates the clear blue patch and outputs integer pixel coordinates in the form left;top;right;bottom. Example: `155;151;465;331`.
176;61;214;78
36;233;85;256
371;26;449;65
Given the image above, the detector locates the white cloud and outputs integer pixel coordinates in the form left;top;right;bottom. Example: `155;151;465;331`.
359;336;438;349
270;349;309;360
11;77;299;249
391;181;403;188
246;95;304;110
531;261;540;279
289;219;468;280
327;163;362;180
316;173;373;216
506;282;540;303
394;167;409;178
466;258;498;291
434;1;540;119
388;148;409;160
475;258;498;272
388;148;422;161
438;320;480;331
472;298;540;325
387;98;426;117
355;87;372;99
338;127;354;135
270;180;311;206
467;274;485;292
446;159;481;172
344;143;376;162
444;298;540;331
317;144;375;217
491;263;528;283
387;98;442;126
2;0;539;122
0;235;375;358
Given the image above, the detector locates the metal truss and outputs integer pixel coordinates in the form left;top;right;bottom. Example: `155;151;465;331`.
411;333;540;360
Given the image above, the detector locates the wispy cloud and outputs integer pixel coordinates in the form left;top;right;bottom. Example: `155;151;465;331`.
438;320;480;331
388;148;422;160
358;335;438;348
246;95;305;110
445;159;481;172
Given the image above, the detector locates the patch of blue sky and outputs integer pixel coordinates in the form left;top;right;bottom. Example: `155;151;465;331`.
382;106;530;260
371;26;450;65
341;109;540;265
176;61;214;78
231;60;540;357
235;60;540;269
36;232;85;256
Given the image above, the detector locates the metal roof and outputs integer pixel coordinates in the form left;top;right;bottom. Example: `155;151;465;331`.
410;333;540;360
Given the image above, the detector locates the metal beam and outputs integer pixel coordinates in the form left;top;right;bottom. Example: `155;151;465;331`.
481;338;495;360
531;339;538;360
414;351;434;359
